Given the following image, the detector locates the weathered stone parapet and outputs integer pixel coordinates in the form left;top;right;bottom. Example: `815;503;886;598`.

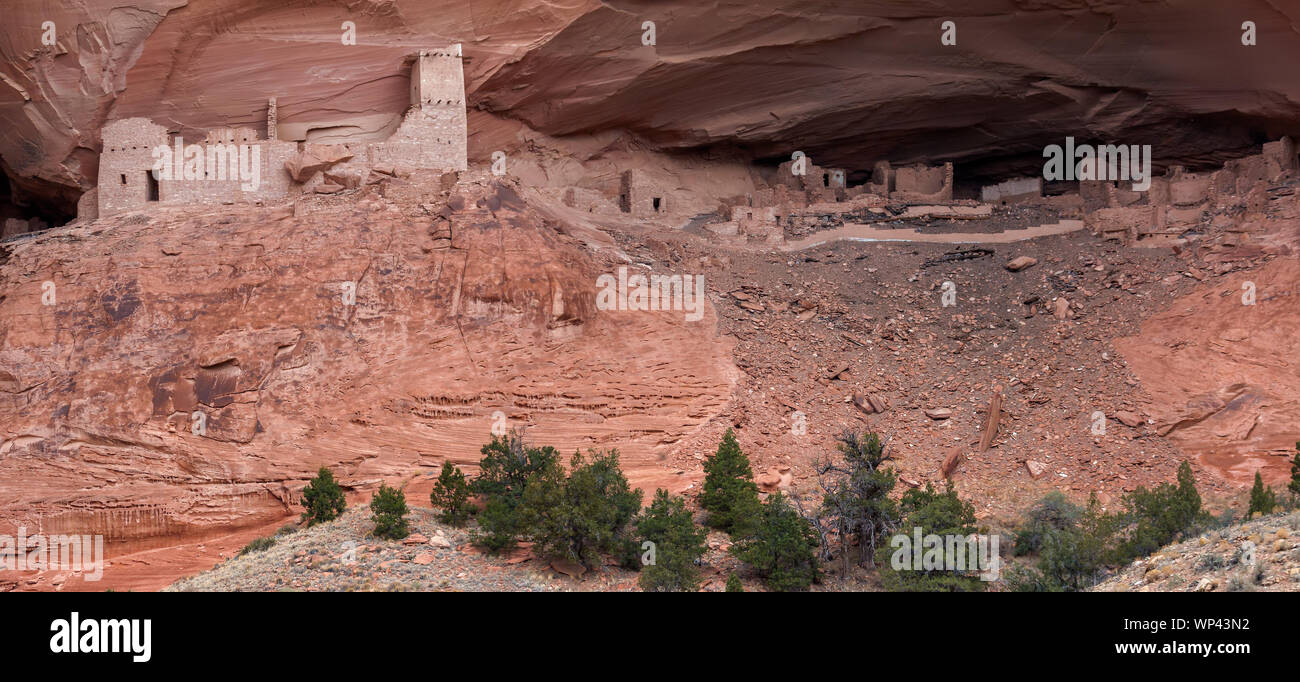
890;162;952;203
981;176;1041;203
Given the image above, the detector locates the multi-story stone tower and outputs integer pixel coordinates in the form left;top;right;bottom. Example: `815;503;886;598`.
385;44;467;171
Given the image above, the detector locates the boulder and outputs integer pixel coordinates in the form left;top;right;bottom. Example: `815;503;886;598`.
1114;411;1143;428
1005;256;1038;272
283;144;354;183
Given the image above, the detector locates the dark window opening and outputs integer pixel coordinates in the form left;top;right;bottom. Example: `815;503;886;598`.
120;174;127;185
823;172;829;187
652;197;661;212
146;171;159;201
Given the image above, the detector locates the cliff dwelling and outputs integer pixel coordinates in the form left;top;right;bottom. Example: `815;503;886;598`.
4;2;1300;610
94;46;468;218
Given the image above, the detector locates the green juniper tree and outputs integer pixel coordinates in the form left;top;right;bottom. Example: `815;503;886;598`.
472;431;560;552
300;466;347;526
1112;460;1205;562
370;484;410;540
430;461;472;526
731;492;820;591
817;430;898;572
1005;493;1117;592
520;449;643;570
699;429;762;535
1012;490;1083;556
1248;470;1276;519
877;480;987;592
636;489;708;592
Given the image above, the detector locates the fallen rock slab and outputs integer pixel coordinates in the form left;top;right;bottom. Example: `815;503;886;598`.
1005;256;1038;272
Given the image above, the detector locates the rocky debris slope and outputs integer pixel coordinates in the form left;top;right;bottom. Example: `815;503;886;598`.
1093;511;1300;592
0;172;733;573
614;222;1228;529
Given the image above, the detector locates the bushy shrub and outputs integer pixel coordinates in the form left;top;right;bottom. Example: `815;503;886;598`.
877;481;986;592
1006;493;1116;592
300;466;347;526
1248;470;1276;519
520;450;643;570
725;574;744;592
731;492;820;591
239;536;276;556
1013;491;1083;556
370;484;410;540
1113;461;1205;562
430;461;472;526
637;489;707;592
699;429;762;535
472;432;560;552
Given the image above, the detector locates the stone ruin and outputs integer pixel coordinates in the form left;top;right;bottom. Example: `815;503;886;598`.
96;46;468;218
619;169;670;216
701;154;959;244
1083;136;1296;245
888;162;954;203
981;176;1042;203
694;135;1296;250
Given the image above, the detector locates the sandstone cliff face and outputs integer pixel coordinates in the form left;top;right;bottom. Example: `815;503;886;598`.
1116;256;1300;487
5;0;1300;219
0;175;733;550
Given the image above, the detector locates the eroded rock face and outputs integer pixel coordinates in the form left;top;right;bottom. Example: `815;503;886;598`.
5;0;1300;213
1116;257;1300;486
0;175;733;550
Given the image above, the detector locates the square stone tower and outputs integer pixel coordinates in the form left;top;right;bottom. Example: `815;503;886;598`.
410;44;463;107
380;44;467;171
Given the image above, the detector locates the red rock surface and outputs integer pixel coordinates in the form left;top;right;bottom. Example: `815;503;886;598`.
0;173;733;590
1115;257;1300;487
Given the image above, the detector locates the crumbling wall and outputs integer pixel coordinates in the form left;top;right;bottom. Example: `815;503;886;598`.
619;169;670;216
868;161;892;196
981;176;1041;203
97;46;469;217
379;47;467;172
98;118;169;216
563;187;618;213
1086;205;1153;243
890;162;952;202
161;140;297;206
